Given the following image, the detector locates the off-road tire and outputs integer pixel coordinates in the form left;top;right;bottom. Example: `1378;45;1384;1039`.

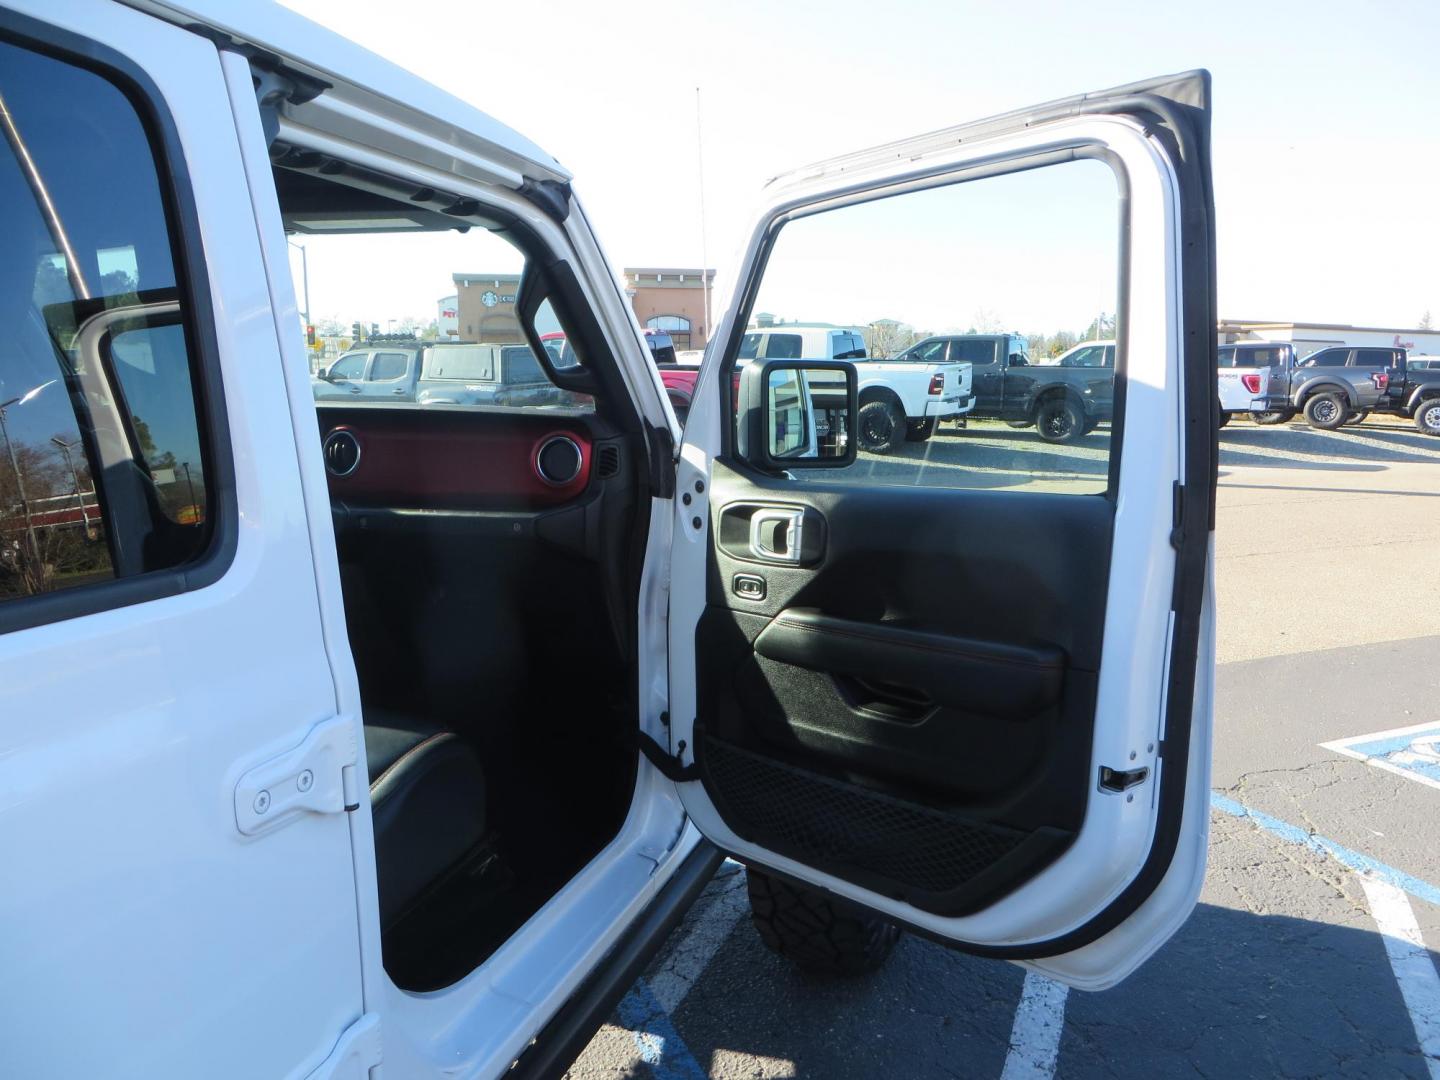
1303;392;1350;431
1415;398;1440;437
1217;412;1231;429
1346;410;1370;426
858;398;905;454
1251;409;1293;425
1034;397;1085;444
905;417;936;442
746;868;900;977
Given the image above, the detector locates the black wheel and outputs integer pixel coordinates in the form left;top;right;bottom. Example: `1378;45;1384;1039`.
1346;410;1370;426
857;398;905;454
746;868;900;977
1034;397;1085;444
1217;412;1231;429
1251;409;1293;425
1303;392;1350;430
1415;398;1440;437
905;417;936;442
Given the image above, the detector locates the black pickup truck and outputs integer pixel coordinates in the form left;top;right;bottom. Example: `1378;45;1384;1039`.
1253;346;1440;434
893;334;1114;444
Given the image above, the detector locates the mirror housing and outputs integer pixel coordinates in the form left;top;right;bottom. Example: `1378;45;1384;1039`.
738;359;857;470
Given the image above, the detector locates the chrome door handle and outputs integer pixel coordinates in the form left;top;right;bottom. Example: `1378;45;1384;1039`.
749;508;805;563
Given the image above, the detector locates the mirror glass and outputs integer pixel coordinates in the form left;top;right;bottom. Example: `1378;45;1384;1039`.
765;364;851;461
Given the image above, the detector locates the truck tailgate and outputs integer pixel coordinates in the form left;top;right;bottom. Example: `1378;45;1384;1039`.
1217;366;1267;412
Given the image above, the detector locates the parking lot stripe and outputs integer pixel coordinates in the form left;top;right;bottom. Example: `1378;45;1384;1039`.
999;972;1069;1079
1211;792;1440;907
1359;875;1440;1080
615;979;710;1080
647;861;750;1014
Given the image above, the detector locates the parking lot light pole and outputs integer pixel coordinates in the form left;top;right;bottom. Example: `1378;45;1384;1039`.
288;238;310;324
0;380;56;588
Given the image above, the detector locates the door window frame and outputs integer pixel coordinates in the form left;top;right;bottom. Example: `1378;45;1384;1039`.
713;144;1132;499
0;12;236;636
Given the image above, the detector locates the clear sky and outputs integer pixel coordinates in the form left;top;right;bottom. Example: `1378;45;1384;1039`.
284;0;1440;332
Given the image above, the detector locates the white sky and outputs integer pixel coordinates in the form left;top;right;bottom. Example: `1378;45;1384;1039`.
283;0;1440;334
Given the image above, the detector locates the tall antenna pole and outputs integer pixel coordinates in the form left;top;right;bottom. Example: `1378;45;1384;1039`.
695;86;712;345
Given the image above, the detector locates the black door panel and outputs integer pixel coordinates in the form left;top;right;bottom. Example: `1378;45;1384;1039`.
694;460;1113;914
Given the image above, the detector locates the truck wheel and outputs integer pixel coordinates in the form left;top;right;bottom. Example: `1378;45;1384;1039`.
905;418;936;442
1303;392;1350;431
1251;409;1293;425
1035;397;1084;444
858;399;904;454
746;868;900;977
1415;398;1440;437
1346;410;1369;426
1217;412;1231;429
1004;419;1031;429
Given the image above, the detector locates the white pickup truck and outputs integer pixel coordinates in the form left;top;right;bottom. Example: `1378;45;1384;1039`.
739;326;973;452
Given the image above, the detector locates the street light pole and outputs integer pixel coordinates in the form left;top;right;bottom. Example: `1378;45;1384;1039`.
182;461;198;523
50;435;89;536
0;380;58;593
0;404;40;589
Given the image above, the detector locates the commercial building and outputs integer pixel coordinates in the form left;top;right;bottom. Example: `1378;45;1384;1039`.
453;272;523;343
1219;318;1440;357
623;267;716;351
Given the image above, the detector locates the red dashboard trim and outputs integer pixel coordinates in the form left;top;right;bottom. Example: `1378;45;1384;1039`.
320;410;593;509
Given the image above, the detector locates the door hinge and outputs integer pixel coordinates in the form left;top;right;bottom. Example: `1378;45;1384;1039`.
1098;765;1150;793
305;1012;381;1080
638;730;700;782
234;715;360;836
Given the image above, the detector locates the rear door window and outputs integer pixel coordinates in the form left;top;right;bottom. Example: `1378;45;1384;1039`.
1352;348;1393;367
953;339;999;366
0;35;219;607
368;351;409;381
763;334;803;359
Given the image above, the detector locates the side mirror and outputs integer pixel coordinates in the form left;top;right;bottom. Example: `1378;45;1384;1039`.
317;366;336;382
738;360;857;470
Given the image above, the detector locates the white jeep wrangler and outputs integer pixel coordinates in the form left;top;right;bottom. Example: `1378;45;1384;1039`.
0;3;1220;1077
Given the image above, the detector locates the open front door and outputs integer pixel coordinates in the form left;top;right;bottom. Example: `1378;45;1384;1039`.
667;72;1216;989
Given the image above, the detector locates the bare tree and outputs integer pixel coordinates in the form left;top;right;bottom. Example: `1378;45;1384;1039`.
864;319;913;358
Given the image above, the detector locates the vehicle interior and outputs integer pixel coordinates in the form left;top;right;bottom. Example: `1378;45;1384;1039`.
273;151;653;991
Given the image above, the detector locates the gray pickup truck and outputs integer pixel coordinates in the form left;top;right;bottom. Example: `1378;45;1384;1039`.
1251;345;1440;434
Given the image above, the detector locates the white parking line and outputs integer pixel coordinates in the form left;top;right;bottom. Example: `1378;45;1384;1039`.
648;860;750;1014
999;971;1069;1080
1360;874;1440;1080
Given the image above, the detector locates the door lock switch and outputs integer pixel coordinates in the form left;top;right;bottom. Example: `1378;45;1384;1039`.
733;574;767;601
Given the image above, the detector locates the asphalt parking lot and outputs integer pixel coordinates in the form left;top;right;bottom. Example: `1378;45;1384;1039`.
569;417;1440;1080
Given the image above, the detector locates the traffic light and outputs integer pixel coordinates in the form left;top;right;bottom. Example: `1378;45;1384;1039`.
305;324;316;346
352;321;362;343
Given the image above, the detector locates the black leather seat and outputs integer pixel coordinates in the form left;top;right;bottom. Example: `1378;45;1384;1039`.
364;711;488;929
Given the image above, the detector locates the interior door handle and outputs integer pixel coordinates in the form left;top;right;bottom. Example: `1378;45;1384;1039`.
749;507;805;563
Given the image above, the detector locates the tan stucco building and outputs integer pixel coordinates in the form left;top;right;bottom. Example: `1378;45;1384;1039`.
623;267;716;351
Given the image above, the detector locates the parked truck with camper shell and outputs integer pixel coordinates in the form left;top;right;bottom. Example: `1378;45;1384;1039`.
0;5;1222;1076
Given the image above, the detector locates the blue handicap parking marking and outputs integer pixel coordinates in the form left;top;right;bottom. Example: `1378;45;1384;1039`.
1321;721;1440;791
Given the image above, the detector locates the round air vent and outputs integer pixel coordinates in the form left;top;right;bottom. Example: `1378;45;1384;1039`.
323;429;361;477
535;435;583;486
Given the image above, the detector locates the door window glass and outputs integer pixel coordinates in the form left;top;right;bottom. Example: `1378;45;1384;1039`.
730;159;1119;494
368;352;410;381
0;38;216;604
1352;348;1393;367
328;353;366;379
1304;349;1349;367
